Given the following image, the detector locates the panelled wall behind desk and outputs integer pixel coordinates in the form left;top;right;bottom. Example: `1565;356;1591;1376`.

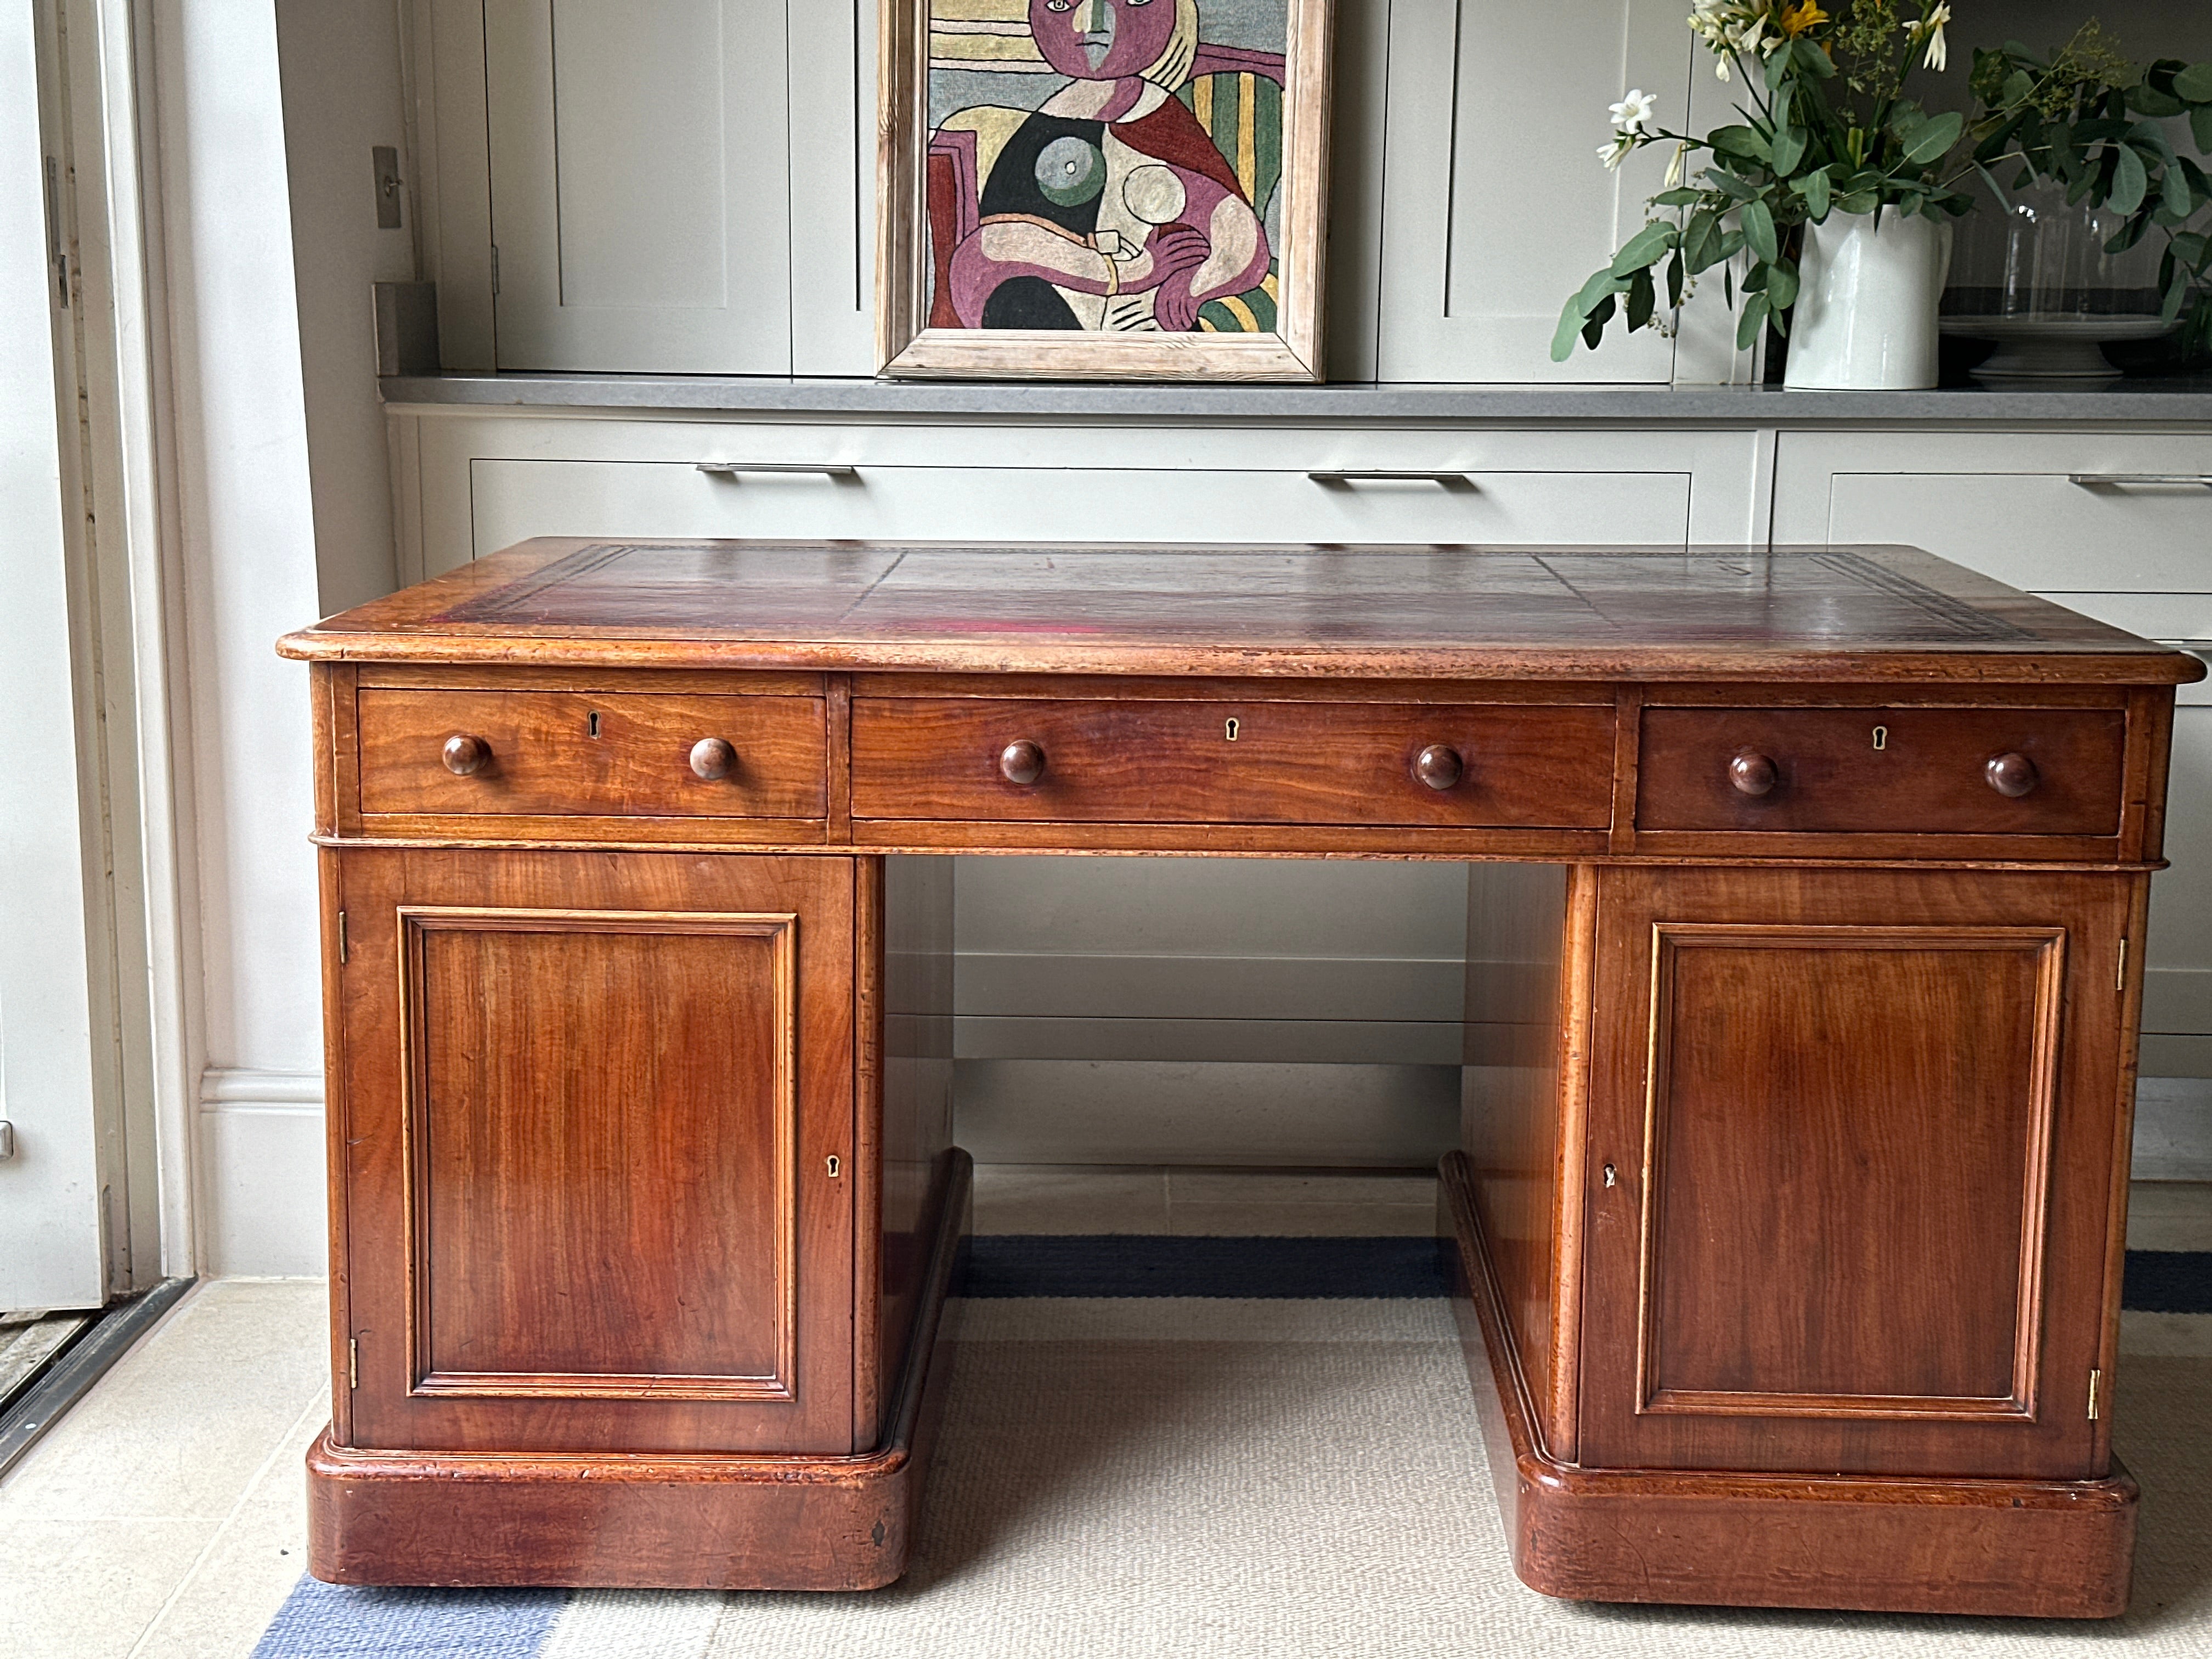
364;383;2212;1179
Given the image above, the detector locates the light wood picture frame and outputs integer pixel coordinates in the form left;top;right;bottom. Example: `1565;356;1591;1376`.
877;0;1334;381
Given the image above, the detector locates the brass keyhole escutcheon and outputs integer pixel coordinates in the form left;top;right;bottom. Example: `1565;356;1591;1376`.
1872;725;1887;751
826;1155;841;1178
588;710;602;738
1224;717;1240;742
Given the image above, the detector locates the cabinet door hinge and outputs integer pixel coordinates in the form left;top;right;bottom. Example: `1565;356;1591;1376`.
348;1338;359;1390
2117;938;2127;992
2088;1367;2102;1420
337;910;349;964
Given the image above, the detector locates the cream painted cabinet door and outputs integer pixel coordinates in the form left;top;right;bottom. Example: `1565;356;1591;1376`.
1375;0;1693;382
485;1;799;373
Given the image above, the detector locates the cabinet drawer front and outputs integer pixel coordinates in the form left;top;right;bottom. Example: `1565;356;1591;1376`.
1638;708;2125;837
358;689;827;819
466;458;1694;557
1826;470;2212;592
851;699;1615;827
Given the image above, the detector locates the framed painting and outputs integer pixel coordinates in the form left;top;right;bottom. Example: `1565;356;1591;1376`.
876;0;1334;381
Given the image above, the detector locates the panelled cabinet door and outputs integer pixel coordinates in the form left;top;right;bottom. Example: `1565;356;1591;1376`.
1580;867;2132;1481
1375;0;1690;382
332;848;857;1455
483;1;797;372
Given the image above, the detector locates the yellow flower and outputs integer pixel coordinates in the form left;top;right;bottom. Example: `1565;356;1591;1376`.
1778;1;1827;36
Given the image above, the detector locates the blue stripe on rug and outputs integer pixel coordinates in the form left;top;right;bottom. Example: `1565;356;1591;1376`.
2125;1250;2212;1314
958;1235;1454;1298
251;1579;565;1658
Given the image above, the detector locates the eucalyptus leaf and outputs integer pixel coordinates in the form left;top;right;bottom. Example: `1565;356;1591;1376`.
1581;292;1617;350
2001;70;2035;106
1683;211;1722;274
2112;144;2149;216
1652;188;1705;208
1552;296;1592;361
1713;125;1771;163
2193;104;2212;154
1771;127;1807;177
1972;162;2012;213
1801;168;1833;219
1610;221;1677;278
1764;263;1799;311
2131;86;2186;119
1736;292;1770;352
1741;198;1779;265
1667;248;1685;309
1627;266;1656;332
1794;37;1836;80
2163;161;2196;221
2163;259;2191;325
1570;266;1626;316
1901;112;1963;169
2175;61;2212;103
1837;189;1878;215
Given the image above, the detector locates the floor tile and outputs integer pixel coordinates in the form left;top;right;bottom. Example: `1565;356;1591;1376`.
1166;1201;1440;1237
129;1391;329;1659
2128;1182;2212;1252
970;1166;1169;1235
0;1281;326;1524
0;1519;209;1659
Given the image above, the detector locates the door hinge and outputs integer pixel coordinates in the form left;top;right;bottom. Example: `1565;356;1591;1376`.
348;1338;359;1390
337;910;349;964
2088;1367;2101;1420
490;244;500;296
2117;938;2128;992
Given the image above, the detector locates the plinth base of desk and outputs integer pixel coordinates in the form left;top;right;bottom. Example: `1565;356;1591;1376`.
306;1156;968;1592
1441;1152;2139;1620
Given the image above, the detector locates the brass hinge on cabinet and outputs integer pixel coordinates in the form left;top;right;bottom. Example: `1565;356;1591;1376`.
349;1339;358;1390
2117;938;2128;992
337;910;349;964
2088;1367;2102;1420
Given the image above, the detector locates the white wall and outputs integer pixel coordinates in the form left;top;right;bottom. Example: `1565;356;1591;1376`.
152;0;326;1276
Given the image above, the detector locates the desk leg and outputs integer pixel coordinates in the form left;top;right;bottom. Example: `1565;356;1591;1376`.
1448;863;2141;1618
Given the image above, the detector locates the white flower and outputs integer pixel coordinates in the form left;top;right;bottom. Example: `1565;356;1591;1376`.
1906;2;1950;72
1599;132;1637;171
1665;142;1689;188
1610;88;1659;133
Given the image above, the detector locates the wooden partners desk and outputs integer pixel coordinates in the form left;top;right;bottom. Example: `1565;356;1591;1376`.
279;541;2204;1617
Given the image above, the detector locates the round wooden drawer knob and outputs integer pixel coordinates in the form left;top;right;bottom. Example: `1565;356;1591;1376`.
1414;743;1464;791
1985;751;2039;798
442;733;490;776
690;737;737;781
1729;752;1778;797
999;740;1046;786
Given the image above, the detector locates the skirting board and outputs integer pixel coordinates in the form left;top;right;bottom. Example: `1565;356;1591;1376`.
195;1066;2212;1277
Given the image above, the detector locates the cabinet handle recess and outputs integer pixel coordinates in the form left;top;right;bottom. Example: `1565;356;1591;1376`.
695;462;857;478
1307;470;1476;487
2068;473;2212;489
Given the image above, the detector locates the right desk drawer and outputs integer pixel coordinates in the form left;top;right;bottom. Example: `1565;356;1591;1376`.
1637;707;2128;837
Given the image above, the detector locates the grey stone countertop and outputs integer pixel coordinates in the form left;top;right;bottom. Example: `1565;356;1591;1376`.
379;372;2212;424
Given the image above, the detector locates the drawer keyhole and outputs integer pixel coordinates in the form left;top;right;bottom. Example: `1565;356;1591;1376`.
588;710;601;739
1872;725;1887;751
1224;717;1240;742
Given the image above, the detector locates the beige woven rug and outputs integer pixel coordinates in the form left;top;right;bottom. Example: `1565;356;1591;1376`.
656;1298;2210;1659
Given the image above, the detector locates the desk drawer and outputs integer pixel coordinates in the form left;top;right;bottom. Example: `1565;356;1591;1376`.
1637;707;2126;837
358;689;827;820
851;699;1615;827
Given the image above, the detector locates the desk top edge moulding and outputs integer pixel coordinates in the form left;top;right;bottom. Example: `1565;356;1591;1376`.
874;0;1334;381
285;539;2196;1617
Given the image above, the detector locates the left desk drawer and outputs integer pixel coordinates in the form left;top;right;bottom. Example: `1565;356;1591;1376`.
357;689;828;820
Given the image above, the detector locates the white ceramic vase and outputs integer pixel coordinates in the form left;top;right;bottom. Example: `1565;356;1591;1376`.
1783;210;1954;390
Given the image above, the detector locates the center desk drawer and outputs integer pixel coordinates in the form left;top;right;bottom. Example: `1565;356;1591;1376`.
357;689;827;819
850;699;1615;827
1637;707;2126;836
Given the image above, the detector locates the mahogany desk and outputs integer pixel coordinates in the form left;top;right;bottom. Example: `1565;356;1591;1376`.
279;541;2204;1617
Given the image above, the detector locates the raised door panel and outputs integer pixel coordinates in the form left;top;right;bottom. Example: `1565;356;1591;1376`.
484;0;793;372
336;849;856;1454
1580;868;2132;1480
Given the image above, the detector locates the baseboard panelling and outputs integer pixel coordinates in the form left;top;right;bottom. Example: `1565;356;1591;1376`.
198;1069;327;1277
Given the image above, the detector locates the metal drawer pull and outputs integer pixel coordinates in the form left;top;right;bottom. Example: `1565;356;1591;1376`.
999;740;1046;786
2067;473;2212;489
442;733;490;776
695;462;858;478
1307;470;1476;487
689;737;737;781
1985;752;2039;798
1414;743;1464;790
